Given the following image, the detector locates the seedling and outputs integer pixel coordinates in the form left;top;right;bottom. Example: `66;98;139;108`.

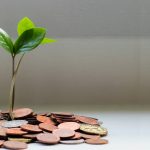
0;17;56;119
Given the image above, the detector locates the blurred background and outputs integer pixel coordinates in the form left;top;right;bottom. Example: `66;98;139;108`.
0;0;150;107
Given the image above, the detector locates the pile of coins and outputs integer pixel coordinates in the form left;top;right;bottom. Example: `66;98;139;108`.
0;108;108;149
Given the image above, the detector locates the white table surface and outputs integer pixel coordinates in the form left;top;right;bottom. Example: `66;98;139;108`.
1;105;150;150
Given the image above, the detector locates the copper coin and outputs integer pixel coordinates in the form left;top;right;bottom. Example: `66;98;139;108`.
6;128;27;135
80;133;100;139
85;138;108;145
52;114;75;119
13;108;33;119
39;123;57;132
75;115;99;125
58;122;80;131
60;139;84;144
0;128;6;137
71;132;81;139
37;133;60;144
8;138;32;143
53;128;75;138
51;112;74;116
21;124;42;133
36;115;55;125
23;133;39;139
0;140;4;147
3;141;27;149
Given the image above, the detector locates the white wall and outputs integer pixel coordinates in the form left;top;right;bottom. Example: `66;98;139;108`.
0;0;150;106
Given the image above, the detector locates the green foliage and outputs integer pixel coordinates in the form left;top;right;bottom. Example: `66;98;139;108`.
14;28;46;54
0;28;14;54
17;17;35;36
17;17;56;45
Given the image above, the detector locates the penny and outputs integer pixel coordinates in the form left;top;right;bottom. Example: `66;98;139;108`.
21;124;42;133
80;124;108;135
85;138;108;145
60;139;84;144
39;123;57;132
6;128;27;135
1;120;28;128
0;140;4;147
23;133;39;139
37;133;60;144
51;112;74;116
13;108;33;119
37;115;55;125
3;141;27;149
58;122;80;131
80;133;100;139
71;132;81;139
0;128;6;137
8;138;32;143
53;128;75;138
76;115;99;125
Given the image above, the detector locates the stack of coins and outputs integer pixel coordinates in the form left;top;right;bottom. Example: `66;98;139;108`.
51;112;77;123
0;108;108;149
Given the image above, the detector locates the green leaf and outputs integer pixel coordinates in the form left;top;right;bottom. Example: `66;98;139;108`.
0;28;14;54
17;17;35;36
14;28;46;54
41;37;56;44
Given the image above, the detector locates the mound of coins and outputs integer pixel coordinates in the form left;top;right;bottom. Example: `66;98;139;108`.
0;108;108;149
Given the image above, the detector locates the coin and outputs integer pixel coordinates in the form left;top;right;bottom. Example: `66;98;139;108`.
23;133;39;139
36;115;55;125
37;133;60;144
8;138;32;143
3;141;28;149
51;112;74;116
6;128;27;135
53;128;75;138
71;132;81;139
76;115;99;125
39;123;57;132
60;139;84;144
0;140;4;147
0;128;6;137
13;108;33;119
80;133;100;139
21;124;42;133
85;138;108;145
80;124;108;135
58;122;80;131
1;120;28;128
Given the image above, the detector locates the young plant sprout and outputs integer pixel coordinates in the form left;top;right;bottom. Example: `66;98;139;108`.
0;17;56;120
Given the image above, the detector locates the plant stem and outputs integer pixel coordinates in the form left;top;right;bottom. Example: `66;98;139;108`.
12;55;15;112
9;53;25;120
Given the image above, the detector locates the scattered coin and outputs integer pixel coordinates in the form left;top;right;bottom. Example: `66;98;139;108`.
36;115;55;125
23;133;39;139
60;139;85;144
1;120;28;128
0;140;4;147
53;128;75;138
76;115;99;125
80;124;108;135
21;124;42;133
51;112;74;116
71;132;81;139
6;128;27;135
8;137;32;143
85;138;108;145
13;108;33;119
0;128;7;137
3;141;28;149
58;122;80;131
39;123;57;132
80;133;100;139
37;133;60;144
